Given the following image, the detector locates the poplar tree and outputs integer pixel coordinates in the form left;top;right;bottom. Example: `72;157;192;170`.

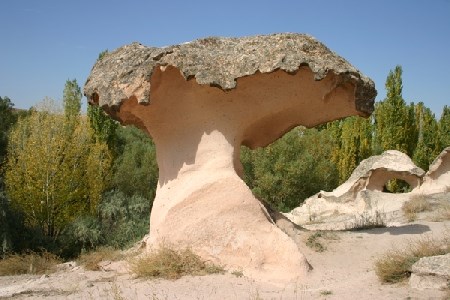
0;96;17;256
336;116;373;183
373;65;416;156
63;79;82;119
87;105;118;149
86;50;118;150
327;120;342;174
5;99;111;238
438;105;450;149
413;102;440;170
0;96;17;163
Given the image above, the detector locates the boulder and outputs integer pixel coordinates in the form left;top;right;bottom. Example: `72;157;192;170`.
84;33;376;282
286;150;425;230
410;254;450;290
414;147;450;195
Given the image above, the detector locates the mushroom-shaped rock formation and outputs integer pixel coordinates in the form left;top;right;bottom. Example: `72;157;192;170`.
84;33;376;282
414;147;450;195
286;150;425;230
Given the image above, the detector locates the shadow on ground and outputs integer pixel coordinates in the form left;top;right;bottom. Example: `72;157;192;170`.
363;224;431;235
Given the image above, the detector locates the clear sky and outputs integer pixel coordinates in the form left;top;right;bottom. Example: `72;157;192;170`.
1;0;449;117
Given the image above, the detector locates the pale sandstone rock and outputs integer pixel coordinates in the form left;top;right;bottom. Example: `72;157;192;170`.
84;33;376;282
410;254;450;290
325;150;424;199
414;147;450;195
286;150;425;229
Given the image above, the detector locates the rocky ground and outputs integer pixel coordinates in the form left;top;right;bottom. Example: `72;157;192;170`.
1;219;449;300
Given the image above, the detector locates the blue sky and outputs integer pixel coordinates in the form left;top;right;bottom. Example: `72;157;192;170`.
1;0;449;117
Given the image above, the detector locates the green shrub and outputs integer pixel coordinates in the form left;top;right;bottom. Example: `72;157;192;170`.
241;127;339;212
1;189;54;257
112;126;158;199
60;190;151;258
99;191;150;249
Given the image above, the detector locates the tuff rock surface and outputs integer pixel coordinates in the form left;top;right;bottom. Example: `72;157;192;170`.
85;33;376;113
410;254;450;290
84;33;376;282
414;147;450;195
286;150;425;230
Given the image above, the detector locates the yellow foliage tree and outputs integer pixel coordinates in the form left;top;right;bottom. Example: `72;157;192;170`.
4;99;111;238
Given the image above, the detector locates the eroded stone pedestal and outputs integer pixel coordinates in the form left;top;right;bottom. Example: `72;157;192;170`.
84;34;376;282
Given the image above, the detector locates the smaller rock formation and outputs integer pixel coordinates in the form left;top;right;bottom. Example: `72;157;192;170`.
323;150;423;200
413;147;450;195
410;254;450;291
286;150;425;230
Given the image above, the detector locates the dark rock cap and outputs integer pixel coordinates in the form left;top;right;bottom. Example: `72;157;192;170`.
84;33;376;115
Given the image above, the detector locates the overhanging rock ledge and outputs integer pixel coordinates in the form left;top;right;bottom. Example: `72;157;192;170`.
85;33;376;115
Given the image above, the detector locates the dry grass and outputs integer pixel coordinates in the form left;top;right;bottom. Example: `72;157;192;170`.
306;232;326;252
402;194;432;222
320;290;333;296
129;245;225;280
350;211;387;230
375;234;450;283
77;247;125;271
231;269;244;277
305;231;339;252
0;251;62;276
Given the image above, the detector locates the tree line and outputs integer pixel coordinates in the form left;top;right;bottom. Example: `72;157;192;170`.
1;65;449;258
0;79;157;258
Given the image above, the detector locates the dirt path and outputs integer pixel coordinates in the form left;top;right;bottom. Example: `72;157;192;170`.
1;220;449;299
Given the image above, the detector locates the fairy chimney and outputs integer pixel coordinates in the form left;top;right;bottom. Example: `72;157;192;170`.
84;33;376;282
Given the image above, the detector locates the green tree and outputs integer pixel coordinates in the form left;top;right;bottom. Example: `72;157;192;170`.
0;96;17;164
327;119;342;175
241;127;338;211
0;183;12;257
412;102;440;170
405;103;418;156
63;79;82;119
87;105;118;149
0;96;18;257
98;190;150;249
438;105;450;149
87;50;118;149
373;66;416;156
62;190;151;253
61;126;156;254
329;116;373;183
111;126;158;199
5;99;111;238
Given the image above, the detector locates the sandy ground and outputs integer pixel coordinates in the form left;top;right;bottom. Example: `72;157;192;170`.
0;220;449;300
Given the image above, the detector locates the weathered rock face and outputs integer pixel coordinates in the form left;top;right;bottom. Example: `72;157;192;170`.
410;254;450;291
84;33;376;282
326;150;424;199
414;147;450;195
286;150;425;230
